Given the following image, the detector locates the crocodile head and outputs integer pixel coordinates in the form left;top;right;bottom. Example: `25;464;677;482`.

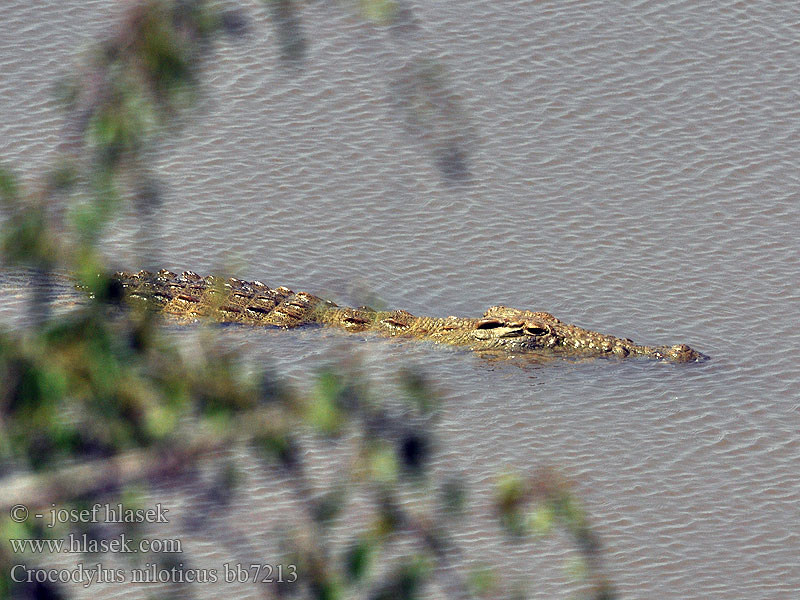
472;310;560;352
472;306;708;362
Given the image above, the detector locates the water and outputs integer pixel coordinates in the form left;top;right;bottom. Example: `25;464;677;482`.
1;1;799;598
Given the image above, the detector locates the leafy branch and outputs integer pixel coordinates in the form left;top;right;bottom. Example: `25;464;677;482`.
1;2;616;599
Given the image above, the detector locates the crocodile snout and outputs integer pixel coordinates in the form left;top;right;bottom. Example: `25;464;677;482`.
664;344;709;363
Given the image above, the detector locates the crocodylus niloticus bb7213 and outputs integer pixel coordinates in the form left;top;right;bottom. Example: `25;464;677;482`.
113;270;708;363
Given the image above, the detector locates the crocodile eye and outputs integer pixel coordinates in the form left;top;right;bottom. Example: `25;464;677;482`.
475;319;505;330
524;326;549;336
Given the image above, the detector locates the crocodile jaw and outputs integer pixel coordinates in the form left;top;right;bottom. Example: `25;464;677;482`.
652;344;710;363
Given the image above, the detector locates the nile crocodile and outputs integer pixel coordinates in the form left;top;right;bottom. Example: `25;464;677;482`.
113;270;708;363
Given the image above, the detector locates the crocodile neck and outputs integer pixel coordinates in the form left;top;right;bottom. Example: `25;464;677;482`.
113;270;707;363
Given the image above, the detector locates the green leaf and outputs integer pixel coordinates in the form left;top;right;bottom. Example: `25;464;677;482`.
526;504;556;536
496;472;529;536
0;166;18;206
307;392;344;435
359;0;398;25
399;367;438;414
313;576;343;600
440;478;466;515
563;555;588;582
368;444;399;484
312;488;345;525
496;472;527;511
344;537;374;582
309;370;347;434
144;402;180;438
467;565;496;596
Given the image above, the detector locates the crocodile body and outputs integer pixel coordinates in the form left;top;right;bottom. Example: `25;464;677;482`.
114;270;708;363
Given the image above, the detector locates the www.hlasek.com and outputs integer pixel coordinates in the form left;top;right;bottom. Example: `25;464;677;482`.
9;562;298;588
9;533;182;554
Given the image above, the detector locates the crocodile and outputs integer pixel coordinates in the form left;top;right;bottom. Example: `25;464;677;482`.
113;270;708;363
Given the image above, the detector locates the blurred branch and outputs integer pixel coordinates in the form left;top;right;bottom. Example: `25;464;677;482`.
266;0;307;65
0;428;223;512
495;468;617;600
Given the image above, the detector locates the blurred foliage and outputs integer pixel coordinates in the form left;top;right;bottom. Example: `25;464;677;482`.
358;0;399;26
494;469;616;599
0;169;19;205
390;58;474;183
0;1;614;599
265;0;474;182
266;0;307;65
